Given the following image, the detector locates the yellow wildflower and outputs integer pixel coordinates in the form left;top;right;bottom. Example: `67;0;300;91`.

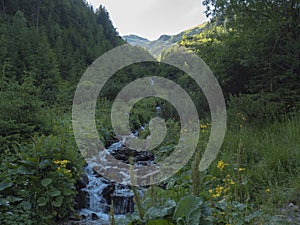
224;187;230;193
217;160;229;171
200;124;208;129
212;193;221;198
53;159;69;167
215;186;224;197
238;167;246;172
265;188;270;193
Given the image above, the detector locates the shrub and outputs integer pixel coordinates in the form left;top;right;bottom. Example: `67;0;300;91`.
0;135;84;224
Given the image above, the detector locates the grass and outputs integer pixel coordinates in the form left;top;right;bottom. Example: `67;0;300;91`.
125;113;300;224
214;114;300;213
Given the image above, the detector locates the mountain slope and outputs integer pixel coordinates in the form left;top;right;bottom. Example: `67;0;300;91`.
0;0;123;88
123;22;208;58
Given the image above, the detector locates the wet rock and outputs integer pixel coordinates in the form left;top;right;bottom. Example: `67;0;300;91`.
101;183;135;215
111;145;155;164
105;137;120;148
76;174;89;190
75;190;90;210
112;195;134;214
80;214;87;220
91;213;99;220
102;203;111;214
102;184;115;205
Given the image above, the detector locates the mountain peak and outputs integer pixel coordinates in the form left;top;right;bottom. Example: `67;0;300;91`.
122;22;208;58
157;35;171;42
123;34;150;42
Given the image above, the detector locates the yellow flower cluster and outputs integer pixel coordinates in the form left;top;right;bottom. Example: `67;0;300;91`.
238;167;246;172
53;159;69;166
200;124;208;129
200;123;210;133
209;173;237;200
217;160;229;171
53;159;71;175
209;186;224;198
223;176;235;185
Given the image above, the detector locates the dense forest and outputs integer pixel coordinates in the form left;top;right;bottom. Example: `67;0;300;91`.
181;0;300;120
0;0;299;224
0;0;123;223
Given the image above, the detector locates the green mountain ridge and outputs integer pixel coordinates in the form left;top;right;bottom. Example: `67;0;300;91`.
0;0;123;148
123;22;208;58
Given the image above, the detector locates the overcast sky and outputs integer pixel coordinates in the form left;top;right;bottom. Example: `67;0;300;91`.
88;0;207;40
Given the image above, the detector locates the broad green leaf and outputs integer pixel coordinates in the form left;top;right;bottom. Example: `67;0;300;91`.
0;182;13;191
7;195;23;202
173;195;203;225
48;190;61;197
39;160;51;169
20;159;36;167
52;196;63;207
37;196;48;206
62;188;73;196
174;196;194;218
41;178;53;187
20;201;32;210
17;166;35;175
145;199;176;220
188;206;202;225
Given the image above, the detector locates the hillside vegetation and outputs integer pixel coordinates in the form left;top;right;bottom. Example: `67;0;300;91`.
123;23;208;58
0;0;299;224
0;0;123;224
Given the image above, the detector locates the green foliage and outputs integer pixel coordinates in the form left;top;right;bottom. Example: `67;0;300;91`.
227;93;286;127
145;199;176;221
181;0;300;120
218;114;300;207
0;0;123;103
173;195;212;225
0;77;50;152
125;114;300;225
0;0;123;221
0;133;84;224
0;0;299;224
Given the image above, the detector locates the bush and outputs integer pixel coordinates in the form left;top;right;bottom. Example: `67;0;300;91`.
0;134;84;225
0;77;51;153
227;93;286;128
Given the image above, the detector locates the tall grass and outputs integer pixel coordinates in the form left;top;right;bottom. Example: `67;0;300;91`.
214;114;300;207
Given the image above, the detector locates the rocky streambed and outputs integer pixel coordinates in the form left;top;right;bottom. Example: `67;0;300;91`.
69;139;155;224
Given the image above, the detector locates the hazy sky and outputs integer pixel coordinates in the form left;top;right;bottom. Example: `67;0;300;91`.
88;0;207;40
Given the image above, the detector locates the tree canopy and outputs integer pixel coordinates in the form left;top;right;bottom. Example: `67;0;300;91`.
181;0;300;119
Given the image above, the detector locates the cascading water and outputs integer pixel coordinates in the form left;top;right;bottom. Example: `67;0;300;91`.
73;134;155;224
77;165;134;224
79;165;111;224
